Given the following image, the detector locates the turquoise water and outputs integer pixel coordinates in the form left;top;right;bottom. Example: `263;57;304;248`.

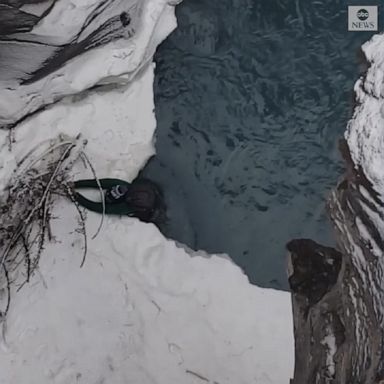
143;0;380;289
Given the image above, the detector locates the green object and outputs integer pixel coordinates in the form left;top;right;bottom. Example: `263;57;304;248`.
74;178;130;189
74;178;135;216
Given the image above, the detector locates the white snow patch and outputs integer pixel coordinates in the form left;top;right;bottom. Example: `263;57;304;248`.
349;283;361;346
20;1;55;17
358;185;376;207
321;329;336;377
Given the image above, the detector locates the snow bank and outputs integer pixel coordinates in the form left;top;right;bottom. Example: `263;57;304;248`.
341;33;384;359
344;32;384;284
347;34;384;199
0;0;176;126
0;1;294;383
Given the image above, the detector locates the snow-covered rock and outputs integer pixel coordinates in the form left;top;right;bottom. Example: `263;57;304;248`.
0;1;294;383
0;0;176;127
288;33;384;383
347;34;384;201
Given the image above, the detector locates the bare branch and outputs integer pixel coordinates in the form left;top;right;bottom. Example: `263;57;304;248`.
0;265;10;317
79;151;105;239
65;184;88;268
0;135;90;315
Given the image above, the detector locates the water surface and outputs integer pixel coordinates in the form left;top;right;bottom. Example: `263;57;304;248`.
143;0;381;289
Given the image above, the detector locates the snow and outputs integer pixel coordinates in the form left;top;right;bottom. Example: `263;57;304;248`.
347;34;384;200
321;330;336;377
0;0;177;126
0;205;293;383
355;208;381;258
20;1;55;17
0;69;156;189
0;0;293;383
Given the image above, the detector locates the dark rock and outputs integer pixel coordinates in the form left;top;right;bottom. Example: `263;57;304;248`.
287;239;342;306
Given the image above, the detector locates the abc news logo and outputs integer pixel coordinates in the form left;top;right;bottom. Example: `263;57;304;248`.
348;6;378;31
357;9;369;20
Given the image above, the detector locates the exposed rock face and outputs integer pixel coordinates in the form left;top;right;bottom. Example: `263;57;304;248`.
288;34;384;384
287;239;342;307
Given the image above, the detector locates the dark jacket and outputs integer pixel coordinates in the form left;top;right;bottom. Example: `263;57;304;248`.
74;178;134;215
73;178;164;222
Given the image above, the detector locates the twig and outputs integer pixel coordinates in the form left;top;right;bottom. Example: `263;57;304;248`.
0;135;93;315
16;138;54;167
33;203;48;272
79;152;105;239
66;185;88;268
39;143;76;206
7;128;14;152
20;234;31;283
1;265;11;317
185;370;209;382
0;143;76;268
17;140;75;174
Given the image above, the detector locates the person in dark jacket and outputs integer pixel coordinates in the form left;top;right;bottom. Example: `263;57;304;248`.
72;177;166;224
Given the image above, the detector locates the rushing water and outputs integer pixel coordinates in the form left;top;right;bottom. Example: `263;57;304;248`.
142;0;381;289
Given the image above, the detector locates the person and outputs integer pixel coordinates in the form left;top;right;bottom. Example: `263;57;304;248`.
71;177;166;224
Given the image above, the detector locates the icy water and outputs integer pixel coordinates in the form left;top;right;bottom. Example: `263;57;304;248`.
143;0;381;289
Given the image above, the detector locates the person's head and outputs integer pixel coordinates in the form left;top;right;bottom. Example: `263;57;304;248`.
126;178;167;225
